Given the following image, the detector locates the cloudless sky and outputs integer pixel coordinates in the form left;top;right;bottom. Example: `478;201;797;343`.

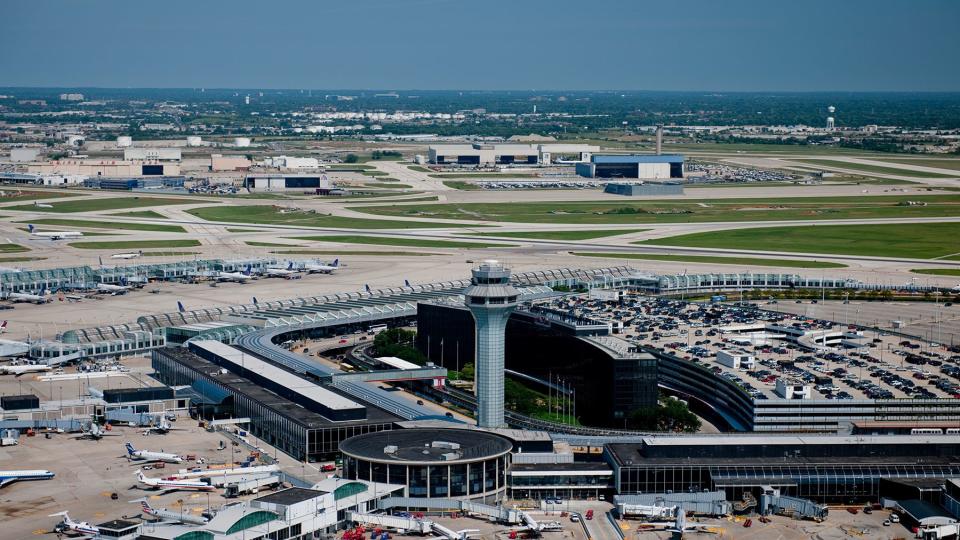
2;0;959;91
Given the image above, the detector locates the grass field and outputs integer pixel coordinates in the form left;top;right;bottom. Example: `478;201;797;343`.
0;256;44;262
794;159;957;178
292;234;513;249
110;210;170;219
441;181;482;190
875;158;960;172
0;243;29;253
187;205;452;229
226;228;260;233
911;268;960;277
7;196;209;213
467;229;648;241
641;222;960;259
572;252;847;269
353;194;960;225
362;183;413;189
430;173;539;179
68;239;202;250
0;190;78;202
20;218;185;233
408;165;433;173
138;251;200;257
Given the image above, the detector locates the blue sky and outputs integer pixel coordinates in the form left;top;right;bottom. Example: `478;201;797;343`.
2;0;958;91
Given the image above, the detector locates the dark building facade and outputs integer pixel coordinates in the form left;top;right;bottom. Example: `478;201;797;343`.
416;302;658;427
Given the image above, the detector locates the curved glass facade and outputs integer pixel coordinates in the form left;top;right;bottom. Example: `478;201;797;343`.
343;454;509;502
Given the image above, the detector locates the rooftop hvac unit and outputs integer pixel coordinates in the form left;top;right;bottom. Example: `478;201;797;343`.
432;441;461;450
383;445;398;454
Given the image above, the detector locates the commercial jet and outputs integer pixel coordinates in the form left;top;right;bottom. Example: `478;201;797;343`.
111;251;143;260
6;290;51;304
0;363;52;376
262;261;299;278
216;264;253;283
49;511;99;538
136;499;209;525
0;469;55;488
125;442;184;463
27;224;83;240
304;258;339;274
96;277;131;295
135;469;214;492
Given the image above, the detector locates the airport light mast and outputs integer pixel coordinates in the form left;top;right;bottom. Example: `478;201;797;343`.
464;260;519;428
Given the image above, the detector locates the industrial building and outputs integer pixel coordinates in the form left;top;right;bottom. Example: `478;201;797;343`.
428;143;597;166
28;159;181;177
244;173;332;192
339;428;512;502
122;147;181;162
605;435;960;504
576;154;685;179
210;154;252;172
152;342;398;460
603;183;684;196
83;176;185;190
263;155;321;170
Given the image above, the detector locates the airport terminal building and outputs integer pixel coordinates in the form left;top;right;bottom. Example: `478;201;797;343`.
576;154;685;179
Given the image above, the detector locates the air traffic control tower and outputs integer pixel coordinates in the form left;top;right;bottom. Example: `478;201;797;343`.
464;260;519;428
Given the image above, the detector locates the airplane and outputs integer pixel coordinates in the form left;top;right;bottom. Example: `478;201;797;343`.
135;498;209;525
49;511;100;538
135;469;214;492
27;224;83;240
6;290;51;304
141;416;184;435
0;363;52;376
177;301;187;313
97;278;131;295
404;279;411;287
0;469;55;488
634;508;716;537
34;201;53;209
0;320;7;334
303;258;339;274
111;250;143;260
215;264;253;283
125;442;184;463
262;261;299;278
76;422;118;441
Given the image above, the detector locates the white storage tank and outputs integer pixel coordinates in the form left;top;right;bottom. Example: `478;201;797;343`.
116;136;133;148
234;137;251;148
186;136;202;147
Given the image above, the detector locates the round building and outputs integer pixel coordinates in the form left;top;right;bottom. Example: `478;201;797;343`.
339;429;512;502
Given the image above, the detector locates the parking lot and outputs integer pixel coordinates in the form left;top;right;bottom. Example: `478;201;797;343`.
534;293;960;403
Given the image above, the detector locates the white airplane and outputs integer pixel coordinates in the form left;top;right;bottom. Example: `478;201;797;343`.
49;511;99;538
76;422;118;441
0;469;55;488
0;363;51;376
141;416;183;435
27;224;83;240
136;498;209;525
125;442;183;463
216;264;253;282
262;261;299;278
34;201;54;209
97;281;131;295
6;290;51;304
135;469;214;492
304;258;340;274
170;463;279;480
638;509;715;536
111;250;143;260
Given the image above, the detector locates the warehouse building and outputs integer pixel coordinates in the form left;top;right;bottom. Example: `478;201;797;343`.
577;154;684;179
428;143;597;166
122;147;181;162
605;435;960;504
339;428;512;502
151;344;398;460
210;154;252;172
28;159;181;177
244;174;332;192
83;176;185;190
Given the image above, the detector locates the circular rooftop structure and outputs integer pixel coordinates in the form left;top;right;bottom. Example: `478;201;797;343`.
340;428;512;464
340;428;512;502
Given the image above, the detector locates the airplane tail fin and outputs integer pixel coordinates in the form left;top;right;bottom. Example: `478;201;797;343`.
98;256;103;267
27;224;35;233
125;442;136;455
404;279;410;287
332;258;339;267
177;301;185;313
140;500;153;513
252;296;258;305
287;261;293;270
1;321;7;329
243;264;252;276
364;284;371;293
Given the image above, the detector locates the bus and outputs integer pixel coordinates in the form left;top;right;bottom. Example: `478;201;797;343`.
367;324;388;336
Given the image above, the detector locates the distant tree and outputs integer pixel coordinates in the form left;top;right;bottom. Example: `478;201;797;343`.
344;153;359;164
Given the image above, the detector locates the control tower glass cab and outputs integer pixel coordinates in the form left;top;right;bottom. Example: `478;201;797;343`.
463;260;519;428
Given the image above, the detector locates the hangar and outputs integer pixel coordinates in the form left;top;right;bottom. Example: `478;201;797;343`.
576;154;685;179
